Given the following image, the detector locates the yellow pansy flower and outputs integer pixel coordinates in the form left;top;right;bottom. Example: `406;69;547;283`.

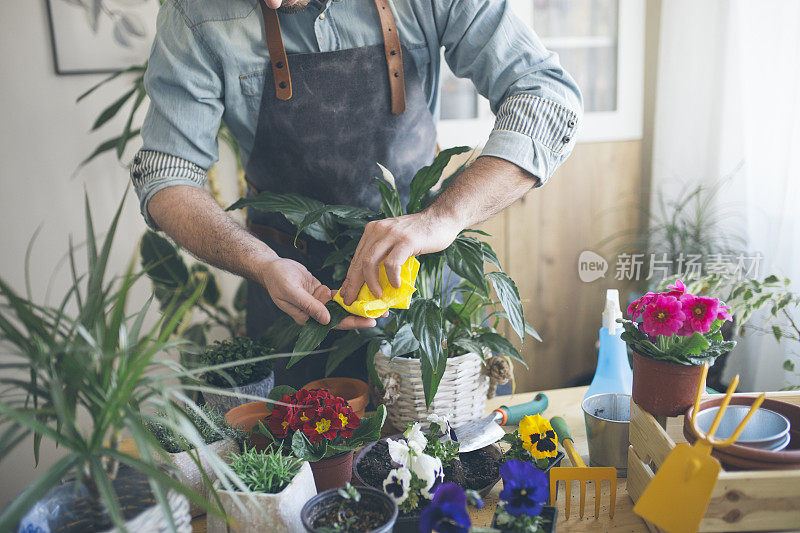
518;414;558;459
333;257;420;318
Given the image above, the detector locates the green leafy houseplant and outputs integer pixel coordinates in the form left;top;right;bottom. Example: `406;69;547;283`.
0;192;278;531
198;337;274;389
228;447;304;494
229;148;540;407
145;405;246;454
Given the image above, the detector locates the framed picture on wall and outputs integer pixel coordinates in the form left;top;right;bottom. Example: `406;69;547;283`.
45;0;158;75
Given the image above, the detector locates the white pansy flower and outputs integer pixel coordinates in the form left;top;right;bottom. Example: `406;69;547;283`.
404;422;427;453
411;452;444;500
426;413;451;435
383;467;412;505
387;438;412;467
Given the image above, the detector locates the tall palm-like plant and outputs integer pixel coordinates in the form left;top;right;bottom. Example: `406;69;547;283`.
0;191;274;531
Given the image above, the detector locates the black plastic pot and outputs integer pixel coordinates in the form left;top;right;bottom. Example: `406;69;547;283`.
541;450;565;481
491;505;559;533
15;464;191;532
301;485;398;533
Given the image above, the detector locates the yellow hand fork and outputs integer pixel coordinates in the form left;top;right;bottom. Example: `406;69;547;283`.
633;363;765;533
549;416;617;519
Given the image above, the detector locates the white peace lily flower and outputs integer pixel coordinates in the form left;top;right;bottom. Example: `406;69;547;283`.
387;438;412;467
411;452;444;500
404;422;428;453
383;467;412;505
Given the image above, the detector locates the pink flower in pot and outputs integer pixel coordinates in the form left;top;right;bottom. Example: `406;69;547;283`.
641;295;685;337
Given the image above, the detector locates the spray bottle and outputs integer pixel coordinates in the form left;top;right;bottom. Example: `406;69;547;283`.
584;289;633;400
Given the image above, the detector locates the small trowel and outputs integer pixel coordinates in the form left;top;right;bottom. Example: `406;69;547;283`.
452;393;549;453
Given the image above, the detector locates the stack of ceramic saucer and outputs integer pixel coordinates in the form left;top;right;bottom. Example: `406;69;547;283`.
683;396;800;470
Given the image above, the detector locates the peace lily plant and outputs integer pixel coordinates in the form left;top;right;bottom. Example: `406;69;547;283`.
228;147;540;406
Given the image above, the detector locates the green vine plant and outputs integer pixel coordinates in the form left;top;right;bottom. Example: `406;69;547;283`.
227;148;542;407
659;274;800;389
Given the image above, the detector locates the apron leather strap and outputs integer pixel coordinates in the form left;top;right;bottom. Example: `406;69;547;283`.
261;5;292;100
259;0;406;113
374;0;406;115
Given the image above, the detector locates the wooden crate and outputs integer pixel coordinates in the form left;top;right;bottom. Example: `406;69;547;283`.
627;392;800;532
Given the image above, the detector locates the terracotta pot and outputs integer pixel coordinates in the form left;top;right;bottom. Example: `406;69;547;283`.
302;377;370;418
310;451;354;492
632;352;705;417
683;395;800;470
225;401;271;451
207;461;317;533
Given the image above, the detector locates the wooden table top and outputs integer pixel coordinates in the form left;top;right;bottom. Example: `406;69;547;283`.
181;385;646;532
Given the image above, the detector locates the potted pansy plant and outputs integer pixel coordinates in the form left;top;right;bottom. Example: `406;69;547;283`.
226;387;386;492
622;280;736;416
492;460;557;533
501;414;564;477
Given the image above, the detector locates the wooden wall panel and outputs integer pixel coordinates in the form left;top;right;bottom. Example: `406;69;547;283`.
447;141;644;392
505;140;643;391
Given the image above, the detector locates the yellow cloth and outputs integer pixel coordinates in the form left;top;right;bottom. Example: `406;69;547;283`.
333;257;420;318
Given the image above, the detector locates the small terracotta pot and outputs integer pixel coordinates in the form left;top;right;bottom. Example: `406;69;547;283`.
302;377;370;418
310;451;354;492
632;352;705;417
225;401;271;451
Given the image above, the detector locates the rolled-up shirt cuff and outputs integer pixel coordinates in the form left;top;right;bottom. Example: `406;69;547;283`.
481;93;579;185
131;150;207;230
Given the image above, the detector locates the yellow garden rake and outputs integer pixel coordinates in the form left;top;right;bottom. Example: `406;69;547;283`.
549;416;617;519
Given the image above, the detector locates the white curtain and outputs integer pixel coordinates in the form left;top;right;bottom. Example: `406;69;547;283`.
651;0;800;390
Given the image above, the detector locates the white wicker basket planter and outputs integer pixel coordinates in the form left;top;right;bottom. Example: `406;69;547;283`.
373;349;489;429
206;461;316;533
168;439;239;517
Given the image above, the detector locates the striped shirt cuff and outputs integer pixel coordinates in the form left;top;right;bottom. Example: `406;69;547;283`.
484;93;579;184
131;149;207;230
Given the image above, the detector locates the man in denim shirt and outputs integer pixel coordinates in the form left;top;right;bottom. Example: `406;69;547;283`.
132;0;582;386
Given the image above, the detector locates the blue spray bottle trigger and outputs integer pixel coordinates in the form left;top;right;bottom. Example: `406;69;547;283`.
585;289;633;399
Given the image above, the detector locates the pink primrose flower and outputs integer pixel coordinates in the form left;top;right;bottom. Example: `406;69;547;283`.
642;295;686;337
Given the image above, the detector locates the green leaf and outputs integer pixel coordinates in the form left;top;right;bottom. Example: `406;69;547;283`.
92;86;137;131
477;332;526;367
140;231;189;288
268;385;298;403
407;146;471;213
487;271;525;344
409;299;444;407
190;264;221;306
289;301;349;368
783;359;795;372
226;192;334;241
342;405;386;448
233;279;248;312
453;337;484;356
291;430;326;462
76;64;145;102
773;326;783;342
481;241;501;269
365;339;384;390
325;332;369;376
445;236;486;292
391;323;419;357
666;332;710;357
80;129;141;167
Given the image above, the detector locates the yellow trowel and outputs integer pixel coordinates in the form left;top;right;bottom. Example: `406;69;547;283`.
633;363;765;533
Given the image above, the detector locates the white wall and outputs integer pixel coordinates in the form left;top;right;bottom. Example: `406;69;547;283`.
0;0;241;509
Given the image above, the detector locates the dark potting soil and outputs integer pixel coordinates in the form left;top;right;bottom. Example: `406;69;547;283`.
312;500;389;531
357;440;500;491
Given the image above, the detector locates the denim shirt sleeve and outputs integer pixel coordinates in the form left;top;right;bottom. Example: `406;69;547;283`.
132;0;224;230
432;0;583;185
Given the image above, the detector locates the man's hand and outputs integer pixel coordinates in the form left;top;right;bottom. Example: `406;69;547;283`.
261;257;377;329
339;211;461;305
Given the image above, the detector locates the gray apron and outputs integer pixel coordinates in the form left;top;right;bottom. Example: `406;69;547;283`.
245;0;437;388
